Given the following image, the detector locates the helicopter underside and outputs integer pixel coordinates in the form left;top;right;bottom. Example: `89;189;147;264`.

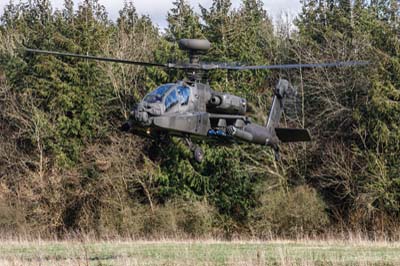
126;112;276;146
124;110;311;162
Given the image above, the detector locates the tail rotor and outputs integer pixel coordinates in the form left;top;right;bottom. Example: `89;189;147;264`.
265;79;311;160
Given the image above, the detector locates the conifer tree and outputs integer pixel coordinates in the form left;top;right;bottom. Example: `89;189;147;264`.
200;0;232;54
166;0;203;41
113;1;160;116
0;0;115;165
222;0;273;96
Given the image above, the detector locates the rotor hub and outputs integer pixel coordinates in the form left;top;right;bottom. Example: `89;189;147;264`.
178;39;211;82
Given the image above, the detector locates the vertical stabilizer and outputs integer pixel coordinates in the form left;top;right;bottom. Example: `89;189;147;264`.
265;79;296;160
265;79;295;134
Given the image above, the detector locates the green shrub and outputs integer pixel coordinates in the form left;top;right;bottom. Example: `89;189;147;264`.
251;186;329;238
140;199;216;238
174;199;216;237
141;204;178;238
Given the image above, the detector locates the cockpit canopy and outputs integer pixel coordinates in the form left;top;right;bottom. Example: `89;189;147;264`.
143;83;190;111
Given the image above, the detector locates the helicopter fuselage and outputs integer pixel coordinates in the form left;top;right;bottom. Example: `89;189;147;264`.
124;79;310;159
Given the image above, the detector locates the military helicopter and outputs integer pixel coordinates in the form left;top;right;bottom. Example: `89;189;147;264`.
25;39;368;162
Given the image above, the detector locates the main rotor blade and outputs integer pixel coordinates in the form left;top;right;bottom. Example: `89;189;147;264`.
24;48;369;71
208;61;369;70
24;48;169;68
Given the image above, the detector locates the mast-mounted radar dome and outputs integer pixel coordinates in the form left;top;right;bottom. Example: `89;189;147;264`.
178;39;211;52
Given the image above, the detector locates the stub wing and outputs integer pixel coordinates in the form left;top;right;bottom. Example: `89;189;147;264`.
275;128;312;143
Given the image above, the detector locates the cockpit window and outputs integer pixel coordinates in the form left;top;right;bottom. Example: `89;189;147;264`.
177;86;190;105
143;84;173;103
165;89;178;111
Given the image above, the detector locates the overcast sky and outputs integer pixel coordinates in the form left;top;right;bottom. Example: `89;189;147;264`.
0;0;302;29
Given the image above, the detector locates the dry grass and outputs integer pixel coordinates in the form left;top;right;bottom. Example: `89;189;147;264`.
0;237;399;265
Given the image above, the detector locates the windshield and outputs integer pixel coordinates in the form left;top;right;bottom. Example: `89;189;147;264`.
165;89;179;111
143;84;174;103
177;86;190;105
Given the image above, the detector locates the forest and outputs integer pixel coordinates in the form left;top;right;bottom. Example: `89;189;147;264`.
0;0;399;239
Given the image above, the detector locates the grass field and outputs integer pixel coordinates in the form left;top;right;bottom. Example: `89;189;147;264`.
0;238;399;265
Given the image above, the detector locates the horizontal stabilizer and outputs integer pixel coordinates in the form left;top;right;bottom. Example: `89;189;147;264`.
275;128;312;142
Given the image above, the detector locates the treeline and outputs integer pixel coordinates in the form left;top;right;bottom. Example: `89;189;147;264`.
0;0;399;238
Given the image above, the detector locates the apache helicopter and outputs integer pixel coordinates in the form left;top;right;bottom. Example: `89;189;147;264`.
25;39;367;162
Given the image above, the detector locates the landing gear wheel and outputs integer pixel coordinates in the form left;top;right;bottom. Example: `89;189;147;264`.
184;137;204;163
193;146;204;163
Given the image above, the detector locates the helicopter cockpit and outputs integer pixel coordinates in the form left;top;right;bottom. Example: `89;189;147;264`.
143;84;173;104
143;83;191;112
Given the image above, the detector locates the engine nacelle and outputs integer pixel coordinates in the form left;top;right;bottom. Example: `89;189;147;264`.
207;92;247;115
